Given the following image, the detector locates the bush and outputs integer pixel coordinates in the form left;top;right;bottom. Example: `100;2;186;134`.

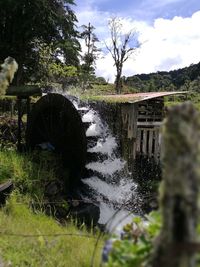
104;212;161;267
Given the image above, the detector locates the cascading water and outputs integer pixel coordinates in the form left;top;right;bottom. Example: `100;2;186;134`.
72;98;142;232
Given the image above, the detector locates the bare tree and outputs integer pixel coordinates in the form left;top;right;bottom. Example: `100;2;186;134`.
106;17;140;94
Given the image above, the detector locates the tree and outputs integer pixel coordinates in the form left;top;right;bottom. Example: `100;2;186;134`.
80;22;100;89
106;17;140;94
0;0;80;85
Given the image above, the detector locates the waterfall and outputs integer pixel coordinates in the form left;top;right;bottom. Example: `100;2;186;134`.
72;98;141;232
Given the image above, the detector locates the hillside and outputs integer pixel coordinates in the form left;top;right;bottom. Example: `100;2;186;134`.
124;62;200;92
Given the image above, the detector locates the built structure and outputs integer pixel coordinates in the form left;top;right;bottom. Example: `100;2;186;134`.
92;91;187;171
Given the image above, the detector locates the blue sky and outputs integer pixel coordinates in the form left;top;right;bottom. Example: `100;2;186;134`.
74;0;200;82
75;0;200;21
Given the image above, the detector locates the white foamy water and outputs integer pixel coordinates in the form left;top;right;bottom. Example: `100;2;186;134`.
98;203;135;234
86;158;126;176
85;110;104;137
88;136;117;156
86;123;102;137
82;110;95;123
82;176;136;203
72;100;89;111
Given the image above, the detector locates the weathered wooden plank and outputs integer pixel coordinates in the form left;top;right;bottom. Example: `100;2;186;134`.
137;121;162;127
137;115;162;120
136;129;142;154
129;104;138;139
7;85;41;97
142;129;147;155
122;103;138;139
133;139;137;159
148;129;153;156
154;129;160;160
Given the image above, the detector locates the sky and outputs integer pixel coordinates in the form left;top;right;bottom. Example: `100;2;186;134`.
74;0;200;82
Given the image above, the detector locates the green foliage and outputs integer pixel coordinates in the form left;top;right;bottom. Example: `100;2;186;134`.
67;83;116;98
0;0;80;85
49;64;78;78
105;212;162;267
165;92;200;111
95;77;108;85
34;41;79;87
124;62;200;92
0;116;20;150
0;193;102;267
0;149;60;199
0;164;12;184
80;23;100;75
79;23;100;90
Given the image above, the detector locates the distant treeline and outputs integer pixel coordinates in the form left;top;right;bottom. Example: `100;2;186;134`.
124;62;200;92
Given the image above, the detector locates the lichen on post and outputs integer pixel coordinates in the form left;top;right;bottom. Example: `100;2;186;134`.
0;57;18;95
149;102;200;267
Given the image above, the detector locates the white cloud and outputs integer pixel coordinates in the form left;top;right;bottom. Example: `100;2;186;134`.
76;7;200;82
134;11;200;74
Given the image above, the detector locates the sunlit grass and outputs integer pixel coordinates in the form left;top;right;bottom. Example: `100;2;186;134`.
164;92;200;111
67;83;137;101
0;149;103;266
0;193;103;267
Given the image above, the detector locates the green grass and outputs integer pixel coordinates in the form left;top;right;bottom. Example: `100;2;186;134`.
0;150;59;199
164;92;200;111
0;193;102;267
0;150;103;266
67;83;137;101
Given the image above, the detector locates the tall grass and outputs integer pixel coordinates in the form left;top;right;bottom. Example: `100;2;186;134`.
0;150;103;266
0;150;60;199
0;193;102;267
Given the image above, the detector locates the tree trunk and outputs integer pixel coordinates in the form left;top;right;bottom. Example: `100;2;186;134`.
115;68;122;94
149;102;200;267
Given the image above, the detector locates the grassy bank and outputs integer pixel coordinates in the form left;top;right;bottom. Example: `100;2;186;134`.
0;149;58;199
0;193;102;267
0;150;103;266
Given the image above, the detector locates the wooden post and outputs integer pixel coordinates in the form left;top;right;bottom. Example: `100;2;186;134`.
26;96;30;123
17;96;22;151
150;102;200;267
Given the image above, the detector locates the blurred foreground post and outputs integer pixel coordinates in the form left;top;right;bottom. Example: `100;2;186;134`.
0;57;18;94
150;102;200;267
